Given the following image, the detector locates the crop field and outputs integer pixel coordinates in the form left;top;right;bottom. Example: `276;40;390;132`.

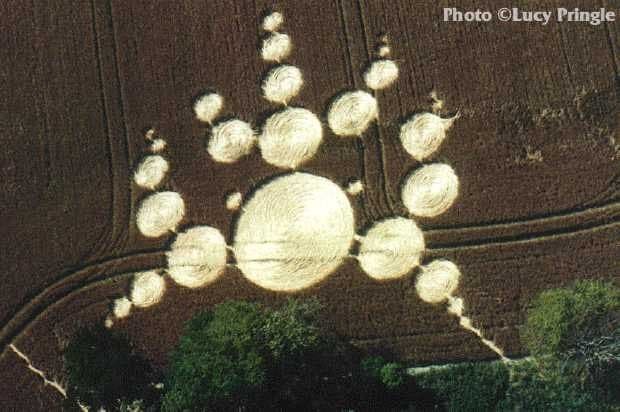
0;1;618;409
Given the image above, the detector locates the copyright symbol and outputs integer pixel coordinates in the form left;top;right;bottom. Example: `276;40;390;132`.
497;8;512;21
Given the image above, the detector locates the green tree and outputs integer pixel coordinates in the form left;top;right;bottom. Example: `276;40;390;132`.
498;359;603;412
360;356;406;390
262;298;322;360
118;399;146;412
163;299;370;411
522;280;619;356
162;301;267;411
520;280;620;408
380;362;407;390
413;361;510;412
163;298;443;410
566;310;620;403
63;326;155;411
260;298;359;410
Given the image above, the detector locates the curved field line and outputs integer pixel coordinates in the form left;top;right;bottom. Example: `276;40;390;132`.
427;200;620;233
428;215;619;252
426;200;620;251
0;251;164;350
2;201;618;351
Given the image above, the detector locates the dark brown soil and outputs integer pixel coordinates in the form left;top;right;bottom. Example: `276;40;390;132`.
1;0;618;409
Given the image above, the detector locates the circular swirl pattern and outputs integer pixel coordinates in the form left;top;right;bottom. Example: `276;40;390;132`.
259;107;323;169
130;271;166;308
136;191;185;237
262;11;283;32
378;45;391;57
364;59;399;90
261;32;291;62
358;217;425;280
149;138;167;153
262;65;303;104
233;172;355;291
327;90;378;137
225;191;243;211
415;259;461;304
112;297;132;318
208;119;256;163
166;226;228;288
401;163;459;217
133;155;169;190
400;113;456;161
194;92;223;123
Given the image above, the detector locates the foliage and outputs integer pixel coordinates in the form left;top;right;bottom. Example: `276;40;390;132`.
413;361;510;412
521;280;620;407
360;356;407;390
118;399;146;412
521;280;620;356
262;297;323;360
63;326;156;411
63;280;620;411
263;299;360;410
162;301;267;411
162;299;363;411
357;355;434;411
163;298;431;411
380;362;407;390
566;310;620;403
498;359;606;412
360;355;387;380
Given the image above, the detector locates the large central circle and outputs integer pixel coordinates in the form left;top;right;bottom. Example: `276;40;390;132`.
233;173;355;291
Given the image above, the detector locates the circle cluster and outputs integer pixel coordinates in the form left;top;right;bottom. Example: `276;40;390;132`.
127;15;465;315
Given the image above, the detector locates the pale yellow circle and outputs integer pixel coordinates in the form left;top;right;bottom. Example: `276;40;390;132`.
233;173;355;291
358;217;425;280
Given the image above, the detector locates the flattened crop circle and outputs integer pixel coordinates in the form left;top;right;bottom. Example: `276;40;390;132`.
233;173;355;291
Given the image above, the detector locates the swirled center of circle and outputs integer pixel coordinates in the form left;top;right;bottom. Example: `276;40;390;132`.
233;173;355;291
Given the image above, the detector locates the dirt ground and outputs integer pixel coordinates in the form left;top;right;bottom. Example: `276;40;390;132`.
0;0;618;409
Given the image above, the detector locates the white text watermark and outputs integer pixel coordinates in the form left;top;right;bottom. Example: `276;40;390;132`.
443;7;617;26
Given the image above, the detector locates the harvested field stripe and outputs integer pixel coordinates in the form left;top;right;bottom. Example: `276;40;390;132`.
428;207;620;251
9;344;67;398
426;200;620;235
3;220;617;350
89;0;121;258
0;251;164;350
453;315;508;361
90;0;133;255
10;344;89;411
358;2;400;213
1;271;136;354
335;1;388;220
